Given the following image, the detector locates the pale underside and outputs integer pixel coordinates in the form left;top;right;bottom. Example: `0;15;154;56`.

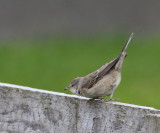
80;69;121;98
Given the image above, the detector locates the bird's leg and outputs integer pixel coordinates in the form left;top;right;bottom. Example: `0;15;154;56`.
110;85;116;99
106;85;119;102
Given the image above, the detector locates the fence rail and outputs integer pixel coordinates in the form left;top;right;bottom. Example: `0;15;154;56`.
0;83;160;133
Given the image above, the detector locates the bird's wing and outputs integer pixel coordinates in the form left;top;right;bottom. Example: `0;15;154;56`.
81;33;133;89
81;57;119;89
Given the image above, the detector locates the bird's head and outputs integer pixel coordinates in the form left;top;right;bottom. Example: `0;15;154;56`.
64;77;82;94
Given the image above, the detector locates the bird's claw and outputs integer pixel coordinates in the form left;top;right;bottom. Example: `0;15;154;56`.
89;98;103;101
88;98;119;102
103;98;120;102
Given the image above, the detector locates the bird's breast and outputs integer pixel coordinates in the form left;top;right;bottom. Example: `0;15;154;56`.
81;70;121;98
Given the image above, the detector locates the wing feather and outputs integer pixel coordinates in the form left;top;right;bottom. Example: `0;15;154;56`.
81;33;133;89
81;57;119;89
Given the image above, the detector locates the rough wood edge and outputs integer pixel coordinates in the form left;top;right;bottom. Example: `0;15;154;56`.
0;82;159;111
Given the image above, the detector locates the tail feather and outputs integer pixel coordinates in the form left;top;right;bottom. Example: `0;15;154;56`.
120;33;134;55
115;33;134;71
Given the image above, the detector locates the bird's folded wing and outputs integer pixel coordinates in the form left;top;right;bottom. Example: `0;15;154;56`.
81;57;119;89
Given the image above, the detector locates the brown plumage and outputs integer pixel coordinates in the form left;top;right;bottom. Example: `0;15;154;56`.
64;33;134;100
81;33;133;89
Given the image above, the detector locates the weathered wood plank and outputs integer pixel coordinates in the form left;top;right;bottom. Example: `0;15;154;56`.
0;83;160;133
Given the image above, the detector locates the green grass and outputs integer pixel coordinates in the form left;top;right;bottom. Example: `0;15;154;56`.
0;35;160;109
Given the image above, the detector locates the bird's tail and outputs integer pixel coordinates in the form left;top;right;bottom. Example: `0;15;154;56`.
115;33;134;71
120;33;134;55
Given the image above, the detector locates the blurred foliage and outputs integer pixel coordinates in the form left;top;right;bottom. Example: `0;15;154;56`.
0;34;159;109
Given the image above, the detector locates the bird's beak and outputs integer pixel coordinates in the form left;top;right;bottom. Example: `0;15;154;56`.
64;87;69;90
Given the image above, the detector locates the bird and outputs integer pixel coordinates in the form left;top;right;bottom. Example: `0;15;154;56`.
64;33;134;101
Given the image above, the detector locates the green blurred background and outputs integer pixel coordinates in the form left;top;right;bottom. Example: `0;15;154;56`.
0;34;160;109
0;1;160;109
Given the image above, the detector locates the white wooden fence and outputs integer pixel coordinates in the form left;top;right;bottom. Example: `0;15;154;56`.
0;83;160;133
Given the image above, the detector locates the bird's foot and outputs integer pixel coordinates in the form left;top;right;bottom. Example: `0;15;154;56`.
89;97;104;101
88;98;95;102
103;98;120;102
